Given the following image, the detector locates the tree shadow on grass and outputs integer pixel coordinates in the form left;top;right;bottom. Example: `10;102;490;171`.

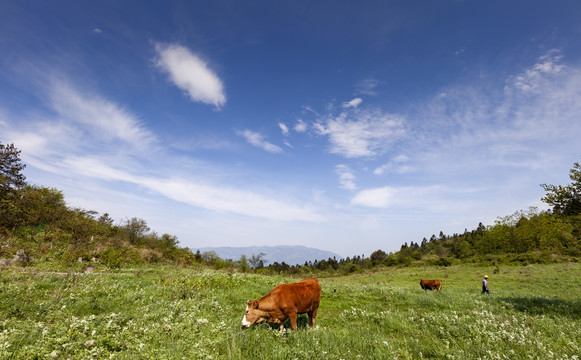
497;296;581;319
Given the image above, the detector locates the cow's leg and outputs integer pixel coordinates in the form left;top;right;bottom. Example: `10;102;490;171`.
309;306;319;328
289;314;298;331
279;322;284;331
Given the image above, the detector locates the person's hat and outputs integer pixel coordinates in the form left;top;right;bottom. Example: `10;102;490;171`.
484;275;488;278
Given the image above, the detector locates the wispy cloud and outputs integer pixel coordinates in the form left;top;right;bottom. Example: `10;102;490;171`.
351;186;393;208
356;49;579;189
321;49;581;218
374;155;412;175
55;155;321;221
294;119;308;133
142;177;321;222
237;129;283;154
355;78;381;96
52;155;323;222
278;122;289;136
314;109;406;158
335;164;357;190
507;49;565;93
2;77;322;222
49;81;155;148
62;156;138;183
342;98;363;109
350;184;477;213
154;43;226;109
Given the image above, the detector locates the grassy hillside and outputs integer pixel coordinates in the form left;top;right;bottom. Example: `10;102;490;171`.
1;262;579;359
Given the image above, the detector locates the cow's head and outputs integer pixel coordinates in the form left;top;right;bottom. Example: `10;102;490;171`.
241;300;264;328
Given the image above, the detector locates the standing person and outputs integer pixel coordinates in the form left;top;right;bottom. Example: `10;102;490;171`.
481;275;490;295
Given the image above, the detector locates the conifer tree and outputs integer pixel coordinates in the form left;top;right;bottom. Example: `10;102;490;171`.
0;143;27;199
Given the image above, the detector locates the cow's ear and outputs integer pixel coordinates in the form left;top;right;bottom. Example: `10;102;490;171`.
247;300;252;306
252;300;260;309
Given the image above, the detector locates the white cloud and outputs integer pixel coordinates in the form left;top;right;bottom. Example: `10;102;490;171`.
154;43;226;109
315;109;406;158
350;185;451;211
170;134;236;152
355;78;380;96
51;156;323;222
294;119;308;133
401;48;581;185
374;155;411;175
238;129;283;154
49;81;155;148
351;186;393;208
335;164;357;190
93;28;102;34
62;157;138;183
342;98;363;109
2;72;325;224
279;122;289;136
303;106;320;117
143;177;321;222
508;49;565;93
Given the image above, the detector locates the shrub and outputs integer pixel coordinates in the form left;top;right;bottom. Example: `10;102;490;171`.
435;257;452;267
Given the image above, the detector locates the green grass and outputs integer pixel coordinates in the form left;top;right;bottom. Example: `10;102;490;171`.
0;263;579;359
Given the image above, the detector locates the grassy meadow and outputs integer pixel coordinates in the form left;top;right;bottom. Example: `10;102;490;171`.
1;262;580;359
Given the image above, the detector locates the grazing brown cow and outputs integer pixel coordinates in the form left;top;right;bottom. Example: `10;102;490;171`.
241;278;321;331
420;279;442;293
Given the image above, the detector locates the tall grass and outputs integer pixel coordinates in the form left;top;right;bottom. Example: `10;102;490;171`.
0;263;579;359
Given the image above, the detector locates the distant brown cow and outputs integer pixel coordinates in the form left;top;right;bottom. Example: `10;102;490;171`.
420;279;442;293
241;278;321;331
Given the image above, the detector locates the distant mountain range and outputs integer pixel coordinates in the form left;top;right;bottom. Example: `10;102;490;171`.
193;245;342;266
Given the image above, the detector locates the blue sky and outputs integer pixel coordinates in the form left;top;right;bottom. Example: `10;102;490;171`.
1;1;581;257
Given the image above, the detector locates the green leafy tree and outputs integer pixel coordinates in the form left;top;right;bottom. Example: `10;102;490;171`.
98;213;115;226
370;249;387;265
0;143;28;229
0;143;27;199
236;254;250;272
159;233;178;248
541;162;581;216
122;217;150;244
202;251;220;265
248;252;266;269
0;185;68;230
194;249;203;263
64;207;99;244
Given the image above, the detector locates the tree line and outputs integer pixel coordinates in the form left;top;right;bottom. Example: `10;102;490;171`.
1;141;580;272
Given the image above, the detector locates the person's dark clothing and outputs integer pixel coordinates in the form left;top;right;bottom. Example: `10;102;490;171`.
481;278;490;295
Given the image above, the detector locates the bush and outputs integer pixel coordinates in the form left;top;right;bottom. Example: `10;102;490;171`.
436;257;452;267
100;247;139;269
385;255;399;266
400;257;412;267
